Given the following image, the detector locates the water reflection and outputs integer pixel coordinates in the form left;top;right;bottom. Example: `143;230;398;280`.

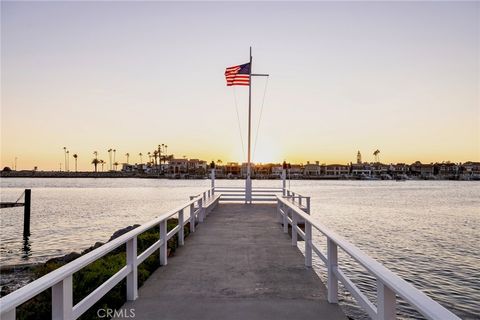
21;236;31;260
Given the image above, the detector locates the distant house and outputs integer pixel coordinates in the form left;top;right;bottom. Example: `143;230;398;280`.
325;164;349;176
187;159;207;175
461;162;480;175
122;163;135;172
409;161;423;176
288;164;304;178
350;163;372;177
390;163;408;175
271;165;283;178
304;162;321;176
421;165;435;178
224;162;241;177
436;162;458;176
169;159;188;174
122;163;149;173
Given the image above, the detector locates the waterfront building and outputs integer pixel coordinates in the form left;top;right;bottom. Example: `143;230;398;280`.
288;164;304;178
350;163;372;177
271;165;283;178
168;159;189;175
224;162;241;178
437;162;458;177
461;161;480;175
304;161;321;176
325;164;349;176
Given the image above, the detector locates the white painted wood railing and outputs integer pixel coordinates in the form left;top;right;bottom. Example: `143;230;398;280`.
283;189;310;214
215;186;282;202
276;195;460;320
0;188;219;320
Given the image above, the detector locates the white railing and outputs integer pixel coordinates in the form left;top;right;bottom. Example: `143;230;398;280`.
283;189;310;214
0;188;219;320
215;186;282;202
276;195;460;320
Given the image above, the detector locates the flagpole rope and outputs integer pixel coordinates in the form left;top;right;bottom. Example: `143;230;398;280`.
15;190;25;203
232;87;246;162
252;77;269;161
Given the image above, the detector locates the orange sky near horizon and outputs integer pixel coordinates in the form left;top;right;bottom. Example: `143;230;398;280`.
1;2;479;171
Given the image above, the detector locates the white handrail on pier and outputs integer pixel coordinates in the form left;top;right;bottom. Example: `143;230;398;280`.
276;194;460;320
0;188;219;320
215;186;283;202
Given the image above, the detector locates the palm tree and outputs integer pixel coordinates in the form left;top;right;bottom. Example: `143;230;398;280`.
125;153;130;164
63;147;67;172
66;150;70;172
91;158;100;172
147;152;151;164
373;149;380;163
113;149;117;165
108;149;113;171
73;154;78;172
100;159;105;171
113;161;119;171
139;153;143;164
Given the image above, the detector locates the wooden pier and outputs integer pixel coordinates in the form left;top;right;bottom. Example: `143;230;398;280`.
116;203;346;320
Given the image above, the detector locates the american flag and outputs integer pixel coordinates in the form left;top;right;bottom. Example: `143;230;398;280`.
225;63;250;86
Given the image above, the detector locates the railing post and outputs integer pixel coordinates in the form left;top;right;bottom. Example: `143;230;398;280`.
189;202;195;233
126;236;138;300
198;198;204;223
283;208;288;233
287;190;291;197
327;239;339;303
299;196;303;207
159;220;167;266
291;212;298;246
306;197;311;215
305;221;312;267
178;209;184;246
52;276;73;320
211;168;215;193
377;280;396;320
203;191;206;203
277;201;283;223
282;169;286;196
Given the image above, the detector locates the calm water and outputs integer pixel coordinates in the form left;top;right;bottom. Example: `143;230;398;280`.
0;178;479;319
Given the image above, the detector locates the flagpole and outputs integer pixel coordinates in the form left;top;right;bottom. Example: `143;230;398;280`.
246;46;252;204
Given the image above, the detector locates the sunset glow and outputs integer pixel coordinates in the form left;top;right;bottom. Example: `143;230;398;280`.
1;1;478;170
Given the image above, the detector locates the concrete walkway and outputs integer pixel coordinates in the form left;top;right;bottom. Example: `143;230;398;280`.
118;203;346;320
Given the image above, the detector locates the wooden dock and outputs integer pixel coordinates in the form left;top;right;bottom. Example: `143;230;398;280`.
116;203;346;320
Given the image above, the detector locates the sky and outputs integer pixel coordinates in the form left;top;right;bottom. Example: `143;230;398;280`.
1;1;479;171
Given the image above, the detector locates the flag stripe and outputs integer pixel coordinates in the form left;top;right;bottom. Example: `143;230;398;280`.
225;62;250;86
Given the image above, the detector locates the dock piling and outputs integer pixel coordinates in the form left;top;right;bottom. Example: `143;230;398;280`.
23;189;31;237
